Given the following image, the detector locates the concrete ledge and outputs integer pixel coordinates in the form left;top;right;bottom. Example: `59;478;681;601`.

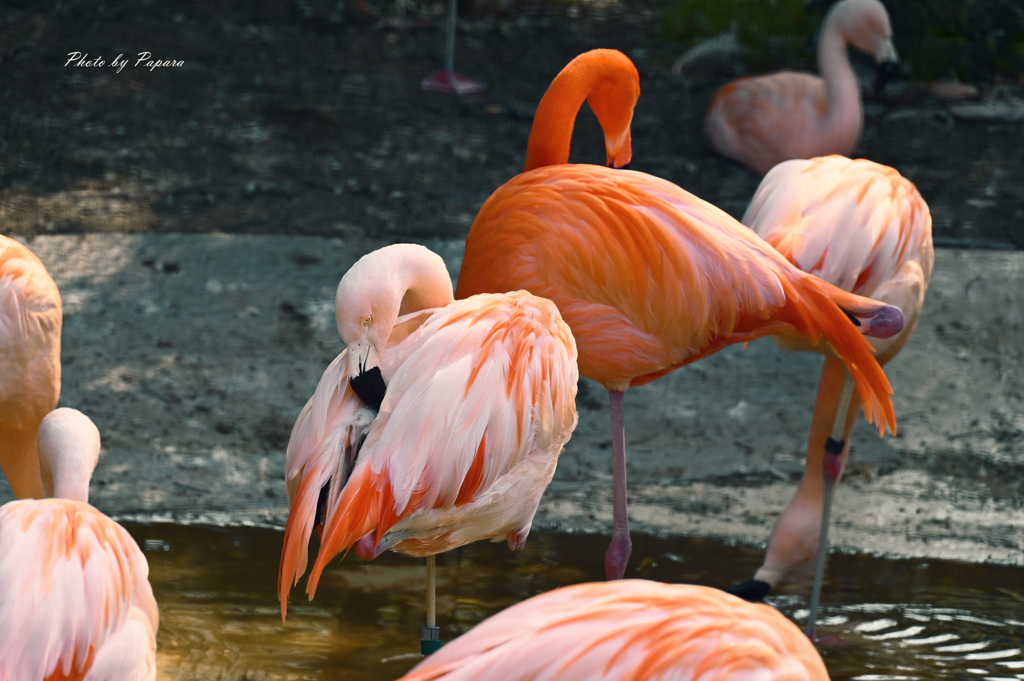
4;235;1022;565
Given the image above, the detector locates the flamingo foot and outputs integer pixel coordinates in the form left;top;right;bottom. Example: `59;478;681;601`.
604;533;632;581
421;69;486;95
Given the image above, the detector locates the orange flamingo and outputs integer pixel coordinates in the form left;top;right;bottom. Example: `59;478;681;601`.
0;235;61;500
0;408;159;680
727;155;933;640
456;49;905;581
705;0;899;175
396;581;830;680
278;244;579;651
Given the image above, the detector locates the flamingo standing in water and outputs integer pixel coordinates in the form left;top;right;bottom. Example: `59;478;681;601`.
396;581;830;680
456;49;905;581
278;244;578;652
0;408;160;680
0;235;61;500
705;0;899;175
728;155;933;640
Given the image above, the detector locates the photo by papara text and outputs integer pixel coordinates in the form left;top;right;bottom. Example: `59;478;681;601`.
65;52;184;73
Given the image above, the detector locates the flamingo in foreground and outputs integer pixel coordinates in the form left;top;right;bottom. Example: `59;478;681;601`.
278;244;578;652
456;49;905;581
727;155;933;640
396;581;830;680
0;235;61;500
0;408;159;680
705;0;899;175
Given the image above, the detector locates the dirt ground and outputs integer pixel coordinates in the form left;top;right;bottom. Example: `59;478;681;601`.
1;0;1023;570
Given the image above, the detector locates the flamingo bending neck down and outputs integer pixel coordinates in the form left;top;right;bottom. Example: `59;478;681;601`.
456;49;906;581
396;581;831;681
0;408;160;680
728;156;933;641
0;235;62;500
705;0;899;175
278;244;579;650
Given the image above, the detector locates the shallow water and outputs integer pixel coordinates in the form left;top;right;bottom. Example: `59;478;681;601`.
130;523;1024;680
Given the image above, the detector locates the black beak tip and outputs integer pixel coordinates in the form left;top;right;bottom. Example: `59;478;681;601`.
874;59;899;95
609;161;631;170
350;366;387;411
724;578;772;602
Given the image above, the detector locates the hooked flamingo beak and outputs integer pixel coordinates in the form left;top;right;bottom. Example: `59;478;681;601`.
724;578;772;602
347;337;386;410
605;127;633;169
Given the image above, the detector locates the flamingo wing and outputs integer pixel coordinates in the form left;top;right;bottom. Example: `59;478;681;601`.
400;581;829;681
0;499;157;681
744;156;934;359
706;72;833;174
0;236;61;426
457;164;899;432
280;291;578;611
744;156;933;297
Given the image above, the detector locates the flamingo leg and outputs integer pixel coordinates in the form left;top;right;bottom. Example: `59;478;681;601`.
605;389;632;580
421;555;442;655
420;0;485;95
806;371;854;641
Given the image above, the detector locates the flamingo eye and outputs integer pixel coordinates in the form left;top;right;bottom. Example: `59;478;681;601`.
363;316;372;327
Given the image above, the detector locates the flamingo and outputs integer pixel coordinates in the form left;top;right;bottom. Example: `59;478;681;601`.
0;408;159;680
727;155;933;640
455;49;906;581
395;581;830;680
705;0;900;175
0;235;61;500
277;244;579;653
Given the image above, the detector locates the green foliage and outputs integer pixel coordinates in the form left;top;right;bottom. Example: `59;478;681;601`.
659;0;820;71
658;0;1024;82
885;0;1024;81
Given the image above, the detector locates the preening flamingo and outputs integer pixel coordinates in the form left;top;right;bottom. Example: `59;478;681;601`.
278;244;579;651
729;155;933;640
0;235;61;500
0;408;159;681
705;0;899;175
456;49;906;581
396;581;830;681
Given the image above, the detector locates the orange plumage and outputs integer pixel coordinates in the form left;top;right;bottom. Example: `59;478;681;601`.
398;581;830;681
278;245;578;619
455;49;904;580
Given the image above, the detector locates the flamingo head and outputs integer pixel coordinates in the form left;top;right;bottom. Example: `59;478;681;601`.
585;61;639;169
37;408;101;503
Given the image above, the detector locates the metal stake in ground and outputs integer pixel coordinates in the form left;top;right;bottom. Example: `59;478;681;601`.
421;555;442;655
806;371;854;641
420;0;485;95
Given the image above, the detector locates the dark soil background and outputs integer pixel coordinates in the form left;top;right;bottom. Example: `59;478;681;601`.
1;0;1022;249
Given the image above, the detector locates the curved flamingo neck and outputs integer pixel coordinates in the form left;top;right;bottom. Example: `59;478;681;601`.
817;9;863;147
524;50;637;172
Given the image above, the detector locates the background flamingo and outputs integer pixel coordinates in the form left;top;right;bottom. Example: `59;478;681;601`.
729;155;933;640
0;235;61;500
278;244;578;652
396;581;830;680
0;408;159;680
705;0;900;175
456;49;906;582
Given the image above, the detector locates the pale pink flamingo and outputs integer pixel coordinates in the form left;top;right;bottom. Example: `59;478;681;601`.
0;408;159;680
0;235;61;500
728;155;933;640
278;244;578;652
705;0;899;175
455;49;906;581
396;581;830;680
